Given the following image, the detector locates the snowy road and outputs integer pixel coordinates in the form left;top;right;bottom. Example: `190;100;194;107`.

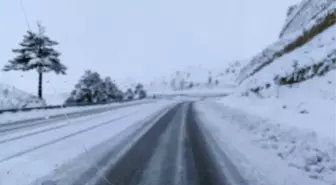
69;102;241;185
0;100;246;185
0;101;176;185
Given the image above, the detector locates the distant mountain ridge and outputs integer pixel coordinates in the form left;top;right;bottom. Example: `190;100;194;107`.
144;60;247;92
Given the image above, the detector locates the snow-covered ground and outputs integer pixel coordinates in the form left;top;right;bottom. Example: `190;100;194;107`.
240;25;335;90
43;93;70;106
238;1;335;83
0;100;177;185
189;1;336;184
149;88;233;97
224;24;336;140
195;101;336;185
193;15;336;185
280;0;334;37
144;60;248;93
220;70;336;139
0;84;44;110
0;99;154;124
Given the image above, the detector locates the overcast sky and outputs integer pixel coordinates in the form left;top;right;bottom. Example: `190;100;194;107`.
0;0;300;94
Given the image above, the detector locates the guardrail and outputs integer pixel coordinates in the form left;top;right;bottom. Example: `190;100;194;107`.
0;100;130;115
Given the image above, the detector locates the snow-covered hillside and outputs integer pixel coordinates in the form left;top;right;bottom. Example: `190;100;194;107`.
238;0;335;83
280;0;334;37
201;0;335;184
224;0;335;142
0;84;45;110
146;60;247;93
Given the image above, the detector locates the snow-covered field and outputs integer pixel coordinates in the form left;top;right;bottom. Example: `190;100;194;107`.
43;93;70;106
0;84;44;110
0;100;177;185
0;99;154;124
195;101;336;185
144;60;247;93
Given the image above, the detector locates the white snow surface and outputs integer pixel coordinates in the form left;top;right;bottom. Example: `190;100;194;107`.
238;2;336;83
43;93;70;106
280;0;334;37
0;84;45;110
146;60;248;93
195;101;336;185
202;1;336;184
0;100;177;185
240;25;336;89
0;99;154;124
149;88;233;97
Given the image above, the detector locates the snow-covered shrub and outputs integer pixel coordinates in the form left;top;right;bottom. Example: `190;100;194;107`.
275;55;336;85
65;70;122;105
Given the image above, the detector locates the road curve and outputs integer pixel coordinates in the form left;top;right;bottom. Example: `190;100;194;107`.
78;102;232;185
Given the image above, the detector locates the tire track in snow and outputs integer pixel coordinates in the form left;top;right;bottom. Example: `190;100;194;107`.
69;104;176;185
93;104;181;185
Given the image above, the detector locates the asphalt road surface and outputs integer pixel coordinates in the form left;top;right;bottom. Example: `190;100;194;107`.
69;102;233;185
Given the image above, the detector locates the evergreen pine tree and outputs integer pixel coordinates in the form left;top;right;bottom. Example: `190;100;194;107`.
3;23;67;99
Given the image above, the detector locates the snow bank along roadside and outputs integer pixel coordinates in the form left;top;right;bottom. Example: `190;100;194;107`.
194;101;336;185
0;100;177;185
221;24;336;140
220;71;336;139
0;99;154;124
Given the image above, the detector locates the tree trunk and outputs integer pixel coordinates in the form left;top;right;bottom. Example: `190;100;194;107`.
38;72;43;99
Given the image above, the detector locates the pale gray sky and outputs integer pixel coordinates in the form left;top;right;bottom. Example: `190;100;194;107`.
0;0;299;94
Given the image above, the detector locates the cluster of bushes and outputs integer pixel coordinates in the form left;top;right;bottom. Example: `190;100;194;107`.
274;56;336;85
65;70;147;105
241;82;272;97
243;55;335;97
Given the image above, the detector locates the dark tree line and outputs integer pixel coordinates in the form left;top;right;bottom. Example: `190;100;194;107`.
66;70;147;105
